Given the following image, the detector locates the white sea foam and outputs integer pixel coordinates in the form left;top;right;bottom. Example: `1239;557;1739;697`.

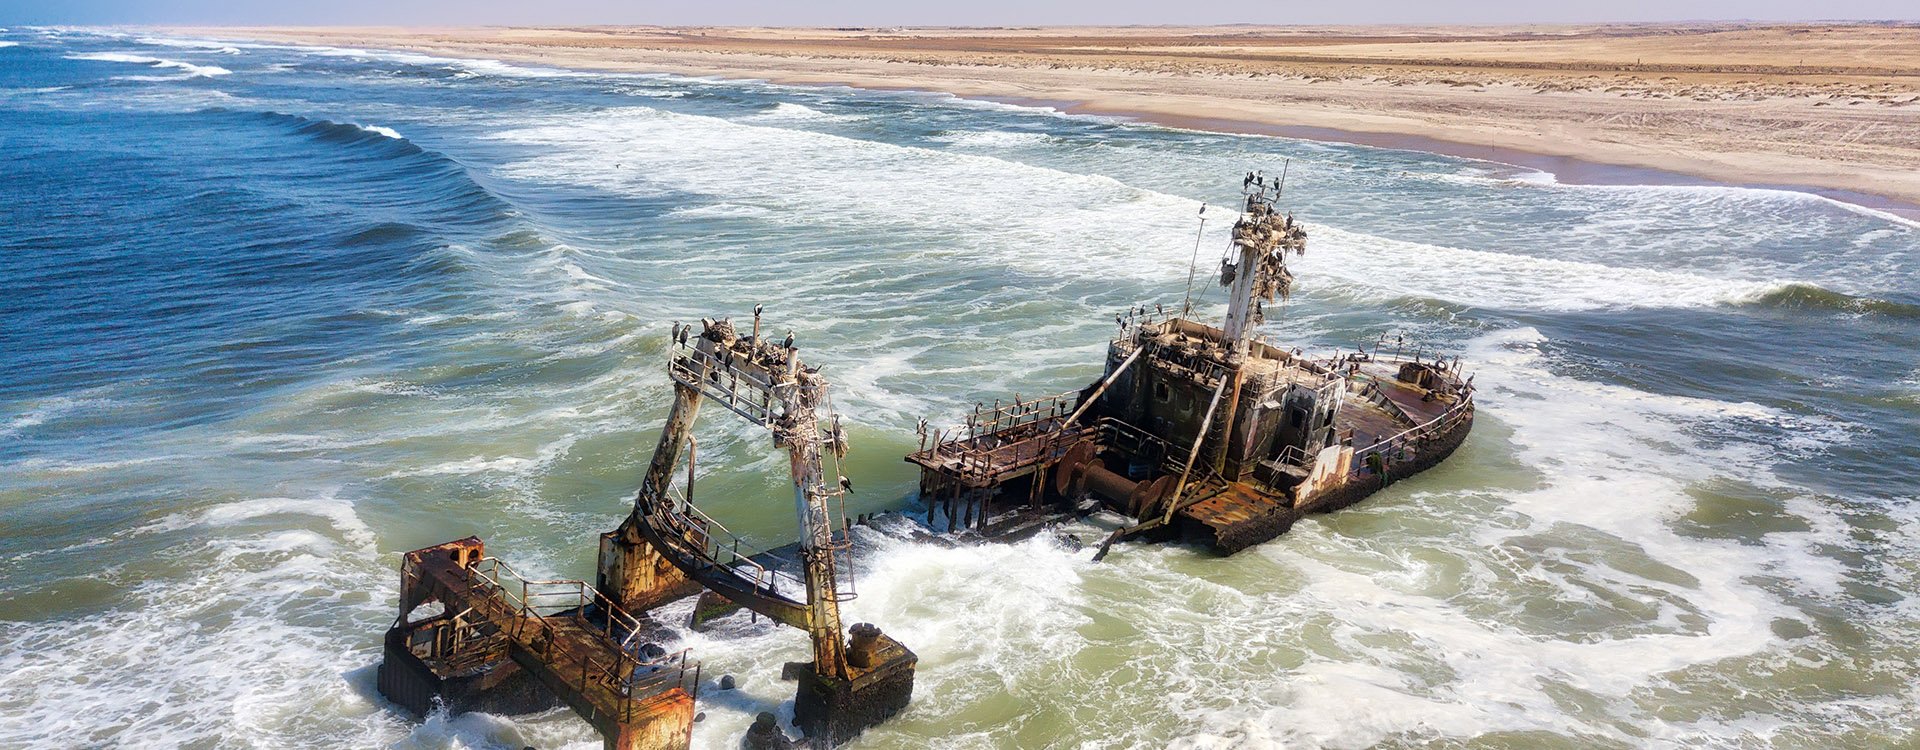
307;46;448;66
134;36;242;54
457;57;586;79
493;107;1214;280
354;123;402;140
1521;174;1920;231
300;45;584;80
0;392;117;441
921;92;1067;115
0;41;18;49
1305;223;1786;311
624;88;687;98
670;531;1094;747
0;494;396;748
666;202;772;218
932;129;1053;149
67;51;232;78
494;107;1801;315
1122;327;1862;747
747;102;864;123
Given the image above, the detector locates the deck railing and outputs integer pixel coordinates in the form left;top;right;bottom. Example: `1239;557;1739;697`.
642;487;810;602
1349;390;1474;475
449;557;700;720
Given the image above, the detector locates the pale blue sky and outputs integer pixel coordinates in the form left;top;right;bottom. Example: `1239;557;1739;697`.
2;0;1915;26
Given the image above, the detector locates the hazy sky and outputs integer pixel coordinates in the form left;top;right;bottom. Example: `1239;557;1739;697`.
3;0;1915;26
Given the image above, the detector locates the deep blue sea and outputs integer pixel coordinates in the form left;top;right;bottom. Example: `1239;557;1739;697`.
3;27;1919;749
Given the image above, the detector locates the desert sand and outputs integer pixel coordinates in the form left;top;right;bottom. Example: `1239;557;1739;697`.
173;24;1920;208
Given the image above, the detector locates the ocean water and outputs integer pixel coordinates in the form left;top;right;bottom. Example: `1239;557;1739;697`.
3;28;1919;750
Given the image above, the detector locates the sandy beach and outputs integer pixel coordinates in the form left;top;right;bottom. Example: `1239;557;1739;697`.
171;24;1920;208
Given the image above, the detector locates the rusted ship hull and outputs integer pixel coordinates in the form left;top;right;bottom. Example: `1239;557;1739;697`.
1170;400;1473;554
907;340;1475;556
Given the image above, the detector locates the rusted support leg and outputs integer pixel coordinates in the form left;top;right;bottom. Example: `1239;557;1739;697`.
939;479;953;533
600;381;706;613
598;514;702;614
601;691;696;750
789;625;917;746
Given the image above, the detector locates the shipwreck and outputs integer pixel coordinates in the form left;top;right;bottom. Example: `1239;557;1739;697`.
907;173;1476;556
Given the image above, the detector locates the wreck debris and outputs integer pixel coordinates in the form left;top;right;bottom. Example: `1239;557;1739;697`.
380;312;913;749
376;538;700;750
603;312;916;746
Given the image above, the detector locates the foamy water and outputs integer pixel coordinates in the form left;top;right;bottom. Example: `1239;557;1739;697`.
2;27;1918;750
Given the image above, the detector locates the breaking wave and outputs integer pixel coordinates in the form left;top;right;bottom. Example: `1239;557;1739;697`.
1732;282;1920;318
931;129;1055;149
66;51;232;78
243;111;424;157
747;102;864;123
134;36;244;54
1304;224;1785;312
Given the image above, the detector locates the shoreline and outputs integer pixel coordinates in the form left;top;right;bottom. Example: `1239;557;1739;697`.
157;25;1920;220
1076;107;1920;219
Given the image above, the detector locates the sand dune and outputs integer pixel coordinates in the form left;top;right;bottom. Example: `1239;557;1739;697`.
175;23;1920;207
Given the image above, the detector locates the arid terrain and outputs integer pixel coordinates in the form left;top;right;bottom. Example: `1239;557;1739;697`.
178;24;1920;206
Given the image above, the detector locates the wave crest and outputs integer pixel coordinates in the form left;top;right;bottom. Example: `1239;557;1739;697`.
242;110;422;155
67;51;231;78
1735;282;1920;318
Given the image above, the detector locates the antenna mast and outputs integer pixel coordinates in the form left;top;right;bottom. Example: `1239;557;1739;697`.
1179;203;1208;317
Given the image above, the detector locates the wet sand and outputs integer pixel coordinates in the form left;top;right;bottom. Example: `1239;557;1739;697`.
170;24;1920;211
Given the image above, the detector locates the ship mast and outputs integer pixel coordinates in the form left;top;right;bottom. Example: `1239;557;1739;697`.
1207;170;1305;479
771;349;853;679
1219;219;1263;355
1219;169;1304;352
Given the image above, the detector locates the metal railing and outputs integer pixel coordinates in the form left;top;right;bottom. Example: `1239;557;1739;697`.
453;557;700;720
1349;390;1474;475
961;391;1078;445
914;392;1096;486
668;344;780;426
645;488;809;603
1273;444;1314;468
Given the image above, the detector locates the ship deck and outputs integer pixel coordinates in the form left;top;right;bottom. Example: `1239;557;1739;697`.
1336;360;1459;448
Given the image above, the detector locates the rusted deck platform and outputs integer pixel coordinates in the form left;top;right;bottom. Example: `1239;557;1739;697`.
1173;481;1300;554
379;538;700;750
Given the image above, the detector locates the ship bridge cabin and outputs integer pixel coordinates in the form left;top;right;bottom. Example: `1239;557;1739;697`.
1096;317;1344;494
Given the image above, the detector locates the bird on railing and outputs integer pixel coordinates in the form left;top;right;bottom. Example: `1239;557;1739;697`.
839;475;855;493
